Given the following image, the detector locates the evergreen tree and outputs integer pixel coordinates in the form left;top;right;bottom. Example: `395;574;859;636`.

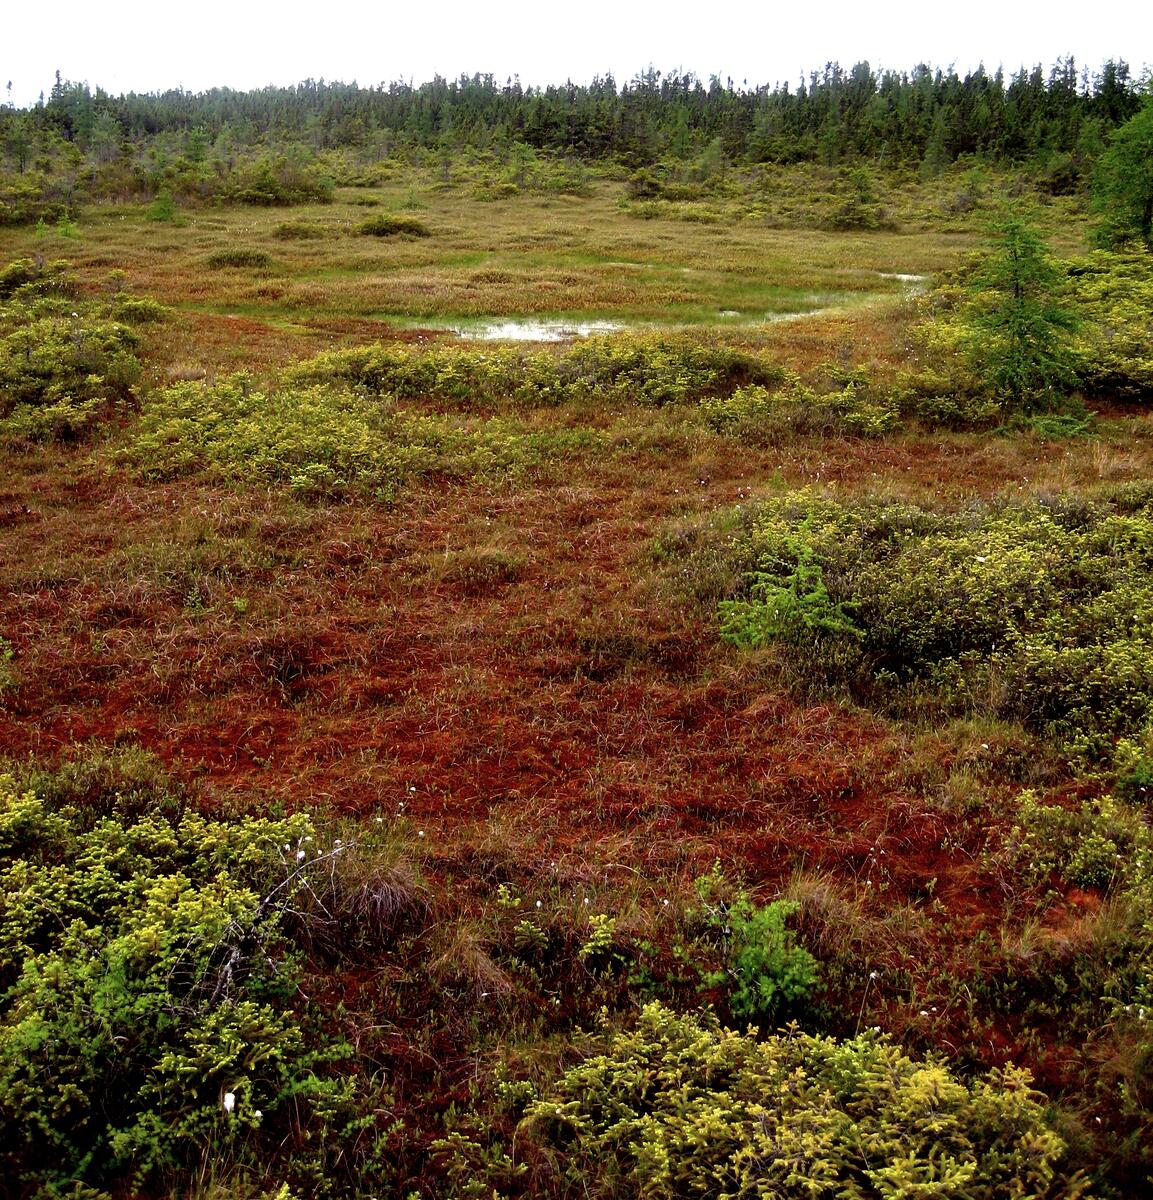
962;214;1080;412
1092;98;1153;248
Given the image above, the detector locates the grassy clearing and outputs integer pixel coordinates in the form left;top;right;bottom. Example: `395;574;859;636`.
2;161;1153;1197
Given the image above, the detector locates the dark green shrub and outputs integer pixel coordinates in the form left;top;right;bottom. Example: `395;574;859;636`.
273;220;327;240
223;156;334;206
112;295;170;324
0;257;72;300
357;213;431;238
205;248;273;269
695;866;819;1021
146;190;177;222
960;215;1081;413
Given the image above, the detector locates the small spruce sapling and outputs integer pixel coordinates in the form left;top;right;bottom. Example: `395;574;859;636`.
961;213;1080;413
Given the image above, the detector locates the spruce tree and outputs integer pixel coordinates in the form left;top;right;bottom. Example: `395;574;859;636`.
963;214;1080;413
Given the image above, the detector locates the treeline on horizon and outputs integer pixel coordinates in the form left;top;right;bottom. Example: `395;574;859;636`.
1;58;1147;175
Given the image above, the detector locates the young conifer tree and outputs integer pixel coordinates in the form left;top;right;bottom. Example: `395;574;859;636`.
963;214;1080;413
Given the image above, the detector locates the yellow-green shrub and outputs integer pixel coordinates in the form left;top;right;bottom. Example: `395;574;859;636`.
0;258;145;441
118;374;596;497
0;777;380;1196
1066;249;1153;401
699;490;1153;760
519;1002;1084;1200
701;371;900;442
288;333;785;410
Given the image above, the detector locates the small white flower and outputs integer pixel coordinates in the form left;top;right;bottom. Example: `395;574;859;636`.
535;900;542;909
253;1109;262;1120
408;786;417;793
295;849;306;861
417;830;425;838
222;1092;236;1114
374;816;383;824
869;971;879;980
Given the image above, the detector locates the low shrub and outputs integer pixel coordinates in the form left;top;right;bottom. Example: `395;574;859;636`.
1066;249;1153;401
0;259;144;440
517;1002;1083;1199
205;249;274;269
686;489;1153;763
117;374;596;498
694;864;820;1021
288;333;784;410
357;213;432;238
701;370;900;442
0;775;397;1196
273;220;328;240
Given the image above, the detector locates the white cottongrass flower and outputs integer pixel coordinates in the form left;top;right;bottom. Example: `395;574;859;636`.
222;1091;236;1114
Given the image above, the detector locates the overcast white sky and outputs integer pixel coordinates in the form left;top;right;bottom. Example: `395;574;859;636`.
3;1;1148;107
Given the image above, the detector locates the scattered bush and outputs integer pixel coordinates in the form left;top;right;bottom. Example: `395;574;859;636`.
205;249;274;269
518;1002;1082;1200
117;374;596;498
357;213;432;238
289;333;784;410
691;490;1153;763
